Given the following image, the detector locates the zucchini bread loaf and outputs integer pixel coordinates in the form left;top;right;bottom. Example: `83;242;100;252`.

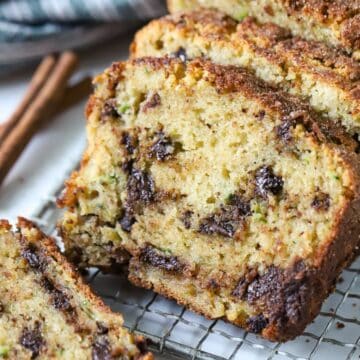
131;10;360;136
0;218;152;359
167;0;360;58
59;57;360;341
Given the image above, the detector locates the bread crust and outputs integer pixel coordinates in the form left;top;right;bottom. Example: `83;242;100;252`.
166;0;360;55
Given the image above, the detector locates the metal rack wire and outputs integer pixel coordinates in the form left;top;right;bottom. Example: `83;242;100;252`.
30;170;360;360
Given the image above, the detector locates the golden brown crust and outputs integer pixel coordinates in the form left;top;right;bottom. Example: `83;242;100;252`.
136;10;360;96
167;1;360;53
280;0;358;23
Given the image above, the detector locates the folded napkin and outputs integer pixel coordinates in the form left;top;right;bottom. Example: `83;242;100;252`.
0;0;166;41
0;0;167;67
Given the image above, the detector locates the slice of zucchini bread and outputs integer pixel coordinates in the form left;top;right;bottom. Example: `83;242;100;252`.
167;0;360;58
131;10;360;136
58;57;360;341
0;218;152;359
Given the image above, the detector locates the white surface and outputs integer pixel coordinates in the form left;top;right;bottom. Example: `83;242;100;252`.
0;30;359;360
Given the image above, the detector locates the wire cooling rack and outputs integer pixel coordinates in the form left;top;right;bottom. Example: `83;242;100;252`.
29;168;360;360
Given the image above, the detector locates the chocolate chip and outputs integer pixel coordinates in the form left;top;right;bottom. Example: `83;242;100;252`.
227;194;251;216
277;110;308;143
311;192;330;211
52;290;72;312
247;314;268;333
232;269;258;299
243;262;309;327
149;132;175;161
96;323;109;335
199;216;236;237
22;243;46;272
172;47;188;62
127;169;155;205
121;159;134;174
198;195;250;238
142;92;161;112
181;210;193;229
0;301;4;313
255;166;283;198
20;322;44;359
121;132;137;155
140;246;184;273
276;120;295;143
101;98;118;121
118;210;136;232
92;337;111;360
40;277;74;313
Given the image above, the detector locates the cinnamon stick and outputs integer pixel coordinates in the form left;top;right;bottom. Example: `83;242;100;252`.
0;51;78;185
0;55;57;144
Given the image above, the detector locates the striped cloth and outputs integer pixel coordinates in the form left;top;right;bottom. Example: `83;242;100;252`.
0;0;167;42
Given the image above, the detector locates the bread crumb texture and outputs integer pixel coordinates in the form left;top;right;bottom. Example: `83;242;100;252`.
131;9;360;135
59;58;360;341
0;219;152;359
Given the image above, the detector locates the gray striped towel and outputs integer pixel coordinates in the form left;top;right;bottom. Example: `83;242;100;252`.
0;0;167;67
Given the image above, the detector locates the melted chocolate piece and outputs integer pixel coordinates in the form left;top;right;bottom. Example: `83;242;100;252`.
118;210;136;232
199;195;251;238
140;246;184;273
101;99;118;121
181;210;193;229
20;322;44;359
199;216;236;237
311;192;330;211
0;301;4;314
276;110;308;143
142;93;161;112
21;243;46;272
234;262;310;330
228;194;251;215
92;338;111;360
232;269;258;299
96;323;109;335
247;314;268;333
149;132;175;161
121;159;134;174
127;169;155;205
276;120;296;143
40;277;74;313
121;132;137;155
255;166;284;198
172;47;188;62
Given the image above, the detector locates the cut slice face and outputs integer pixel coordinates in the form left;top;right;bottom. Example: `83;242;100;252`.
131;9;360;136
58;57;360;341
167;0;360;58
0;218;152;360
